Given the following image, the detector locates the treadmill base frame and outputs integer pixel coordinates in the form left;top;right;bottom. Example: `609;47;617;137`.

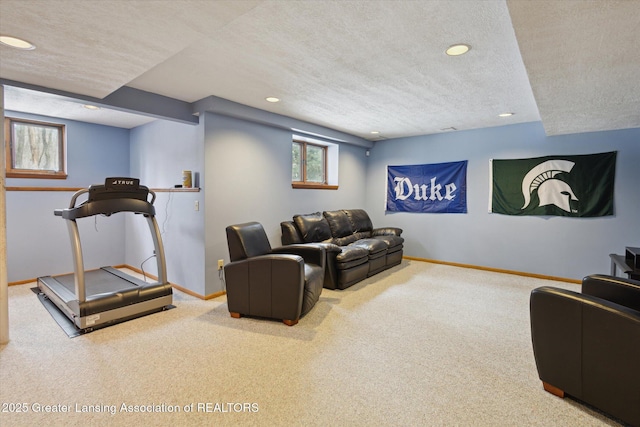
38;276;173;331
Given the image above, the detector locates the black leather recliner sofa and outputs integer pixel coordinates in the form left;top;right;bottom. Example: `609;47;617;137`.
530;274;640;426
224;222;325;326
281;209;403;290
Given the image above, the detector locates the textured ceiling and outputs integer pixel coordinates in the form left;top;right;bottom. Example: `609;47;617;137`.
2;86;156;129
508;0;640;136
1;0;638;139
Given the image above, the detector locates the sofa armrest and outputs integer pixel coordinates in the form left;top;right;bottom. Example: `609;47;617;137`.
530;286;640;425
530;287;583;397
281;221;303;245
582;274;640;312
372;227;403;236
224;255;305;320
272;243;325;269
314;242;342;254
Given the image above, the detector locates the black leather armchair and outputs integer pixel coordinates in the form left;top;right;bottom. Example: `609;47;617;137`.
224;222;325;326
530;275;640;426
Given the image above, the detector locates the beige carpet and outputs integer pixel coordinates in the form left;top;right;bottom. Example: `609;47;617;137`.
0;260;618;426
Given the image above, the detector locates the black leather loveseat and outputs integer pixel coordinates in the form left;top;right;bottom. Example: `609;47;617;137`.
281;209;403;290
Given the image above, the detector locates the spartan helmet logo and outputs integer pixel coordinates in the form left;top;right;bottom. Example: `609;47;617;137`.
521;160;578;213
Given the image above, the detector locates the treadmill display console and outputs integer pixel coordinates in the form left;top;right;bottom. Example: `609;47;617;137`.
87;177;148;203
106;177;140;190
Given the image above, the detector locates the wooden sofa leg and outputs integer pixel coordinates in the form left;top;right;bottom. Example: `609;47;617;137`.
229;312;241;319
283;319;299;326
543;382;565;398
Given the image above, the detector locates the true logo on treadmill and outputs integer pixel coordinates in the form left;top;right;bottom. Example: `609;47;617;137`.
111;179;134;186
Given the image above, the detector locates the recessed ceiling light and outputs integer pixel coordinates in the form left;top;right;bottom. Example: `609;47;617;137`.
445;44;470;56
0;35;36;50
370;131;380;135
83;104;100;110
498;112;514;117
265;97;280;103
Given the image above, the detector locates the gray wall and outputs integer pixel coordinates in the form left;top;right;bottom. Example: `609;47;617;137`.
128;119;205;295
203;112;368;295
7;108;638;290
125;112;368;296
365;122;640;280
5;111;130;282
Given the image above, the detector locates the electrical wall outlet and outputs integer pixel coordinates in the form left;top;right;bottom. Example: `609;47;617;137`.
217;259;224;270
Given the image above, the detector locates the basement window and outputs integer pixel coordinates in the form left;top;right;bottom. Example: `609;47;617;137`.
5;117;67;179
292;136;338;189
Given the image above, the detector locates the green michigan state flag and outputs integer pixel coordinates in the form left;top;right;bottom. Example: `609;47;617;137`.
490;151;616;217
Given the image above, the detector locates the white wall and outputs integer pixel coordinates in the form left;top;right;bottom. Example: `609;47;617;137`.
365;122;640;280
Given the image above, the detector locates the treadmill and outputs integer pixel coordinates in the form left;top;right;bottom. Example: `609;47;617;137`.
38;177;173;332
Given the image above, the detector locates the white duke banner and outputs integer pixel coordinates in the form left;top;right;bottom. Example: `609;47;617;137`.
387;161;467;213
490;151;616;217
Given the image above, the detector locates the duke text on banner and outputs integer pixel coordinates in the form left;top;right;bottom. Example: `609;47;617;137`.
387;161;467;213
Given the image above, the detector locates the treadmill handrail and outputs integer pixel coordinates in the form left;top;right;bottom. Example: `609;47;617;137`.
69;186;156;207
69;188;89;209
59;188;157;220
50;181;168;304
61;199;156;219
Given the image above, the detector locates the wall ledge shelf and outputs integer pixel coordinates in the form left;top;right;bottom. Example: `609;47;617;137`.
152;188;200;192
6;187;200;192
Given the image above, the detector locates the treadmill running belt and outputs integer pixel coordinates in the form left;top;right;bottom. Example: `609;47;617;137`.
53;268;142;297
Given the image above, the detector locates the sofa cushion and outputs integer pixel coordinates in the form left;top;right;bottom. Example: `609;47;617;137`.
349;238;387;256
336;256;370;270
333;234;358;246
354;231;372;240
293;212;332;243
372;235;404;250
323;210;353;238
336;246;369;263
346;209;374;233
